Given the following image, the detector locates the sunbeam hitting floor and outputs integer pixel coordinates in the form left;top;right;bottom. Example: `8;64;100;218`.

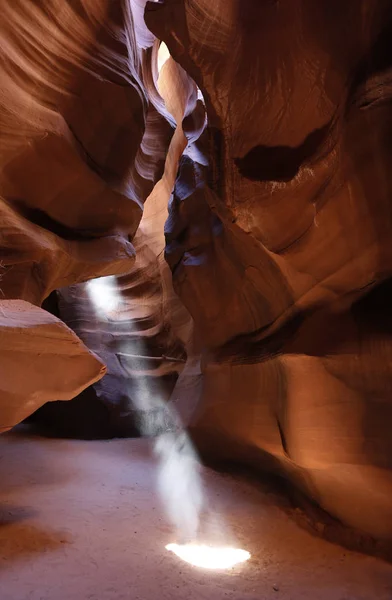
0;428;391;600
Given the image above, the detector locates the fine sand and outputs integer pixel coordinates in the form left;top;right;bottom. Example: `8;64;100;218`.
0;428;391;600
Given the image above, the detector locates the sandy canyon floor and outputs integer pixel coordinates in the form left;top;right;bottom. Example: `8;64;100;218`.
0;428;391;600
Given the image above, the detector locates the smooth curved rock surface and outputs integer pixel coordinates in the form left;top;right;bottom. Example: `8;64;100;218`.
30;49;197;437
0;1;150;306
2;0;392;547
146;0;392;540
0;299;105;432
0;1;174;426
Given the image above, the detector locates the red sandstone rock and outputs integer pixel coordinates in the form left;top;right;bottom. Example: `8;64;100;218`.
32;51;199;437
2;0;392;545
0;299;105;432
0;1;172;422
146;0;392;540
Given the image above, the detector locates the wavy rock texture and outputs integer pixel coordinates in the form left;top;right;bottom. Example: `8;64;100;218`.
0;1;171;422
146;0;392;540
31;47;199;437
0;300;105;432
2;0;392;545
0;1;144;302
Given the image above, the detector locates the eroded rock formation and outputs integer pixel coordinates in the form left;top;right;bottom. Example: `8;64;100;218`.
30;46;199;436
1;0;392;543
0;0;169;427
146;0;392;540
0;299;105;431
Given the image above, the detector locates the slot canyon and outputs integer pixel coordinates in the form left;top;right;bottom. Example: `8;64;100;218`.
1;1;392;598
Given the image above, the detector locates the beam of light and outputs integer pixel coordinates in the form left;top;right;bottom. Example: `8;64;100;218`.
85;275;121;316
84;274;204;542
85;277;250;568
154;430;204;541
165;543;251;570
